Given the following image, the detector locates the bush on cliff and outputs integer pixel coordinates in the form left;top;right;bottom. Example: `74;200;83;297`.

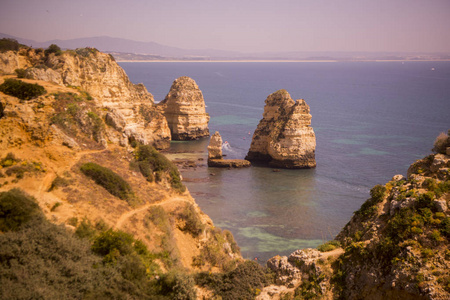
134;145;186;193
196;260;271;300
44;43;62;56
177;203;205;237
0;38;21;52
433;132;449;154
80;162;135;203
354;184;386;219
0;188;43;231
0;78;46;100
0;191;163;299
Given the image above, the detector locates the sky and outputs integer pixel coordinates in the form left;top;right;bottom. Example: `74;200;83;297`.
1;0;450;53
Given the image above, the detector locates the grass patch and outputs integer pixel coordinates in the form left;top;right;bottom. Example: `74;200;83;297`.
80;162;135;204
317;240;341;252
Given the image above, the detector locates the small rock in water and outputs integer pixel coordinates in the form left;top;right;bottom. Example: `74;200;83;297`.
272;169;281;172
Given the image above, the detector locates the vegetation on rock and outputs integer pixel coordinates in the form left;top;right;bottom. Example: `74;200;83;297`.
134;144;185;193
0;78;46;100
0;38;22;52
196;260;272;300
44;44;62;56
0;190;198;299
433;131;449;154
0;188;43;232
80;162;135;203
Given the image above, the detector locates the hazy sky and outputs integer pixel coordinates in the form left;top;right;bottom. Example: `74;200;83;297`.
1;0;449;53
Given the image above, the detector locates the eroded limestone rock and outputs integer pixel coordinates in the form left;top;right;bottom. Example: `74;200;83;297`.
246;90;316;168
11;49;172;149
208;131;223;160
159;76;210;140
207;131;251;168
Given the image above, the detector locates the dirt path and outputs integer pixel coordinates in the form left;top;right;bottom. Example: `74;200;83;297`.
321;247;345;259
37;148;106;197
114;197;191;230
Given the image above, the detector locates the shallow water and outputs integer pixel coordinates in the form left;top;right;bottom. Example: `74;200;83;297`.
120;61;450;261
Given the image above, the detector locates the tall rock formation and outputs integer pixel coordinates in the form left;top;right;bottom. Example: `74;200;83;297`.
207;131;223;160
246;89;316;168
158;76;210;140
1;48;171;149
207;131;251;168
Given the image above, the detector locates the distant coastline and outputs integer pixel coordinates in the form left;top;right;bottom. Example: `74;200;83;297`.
116;59;450;63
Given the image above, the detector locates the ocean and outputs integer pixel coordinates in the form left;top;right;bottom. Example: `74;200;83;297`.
119;61;450;262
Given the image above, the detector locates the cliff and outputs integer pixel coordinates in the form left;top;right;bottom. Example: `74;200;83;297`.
246;89;316;169
158;76;210;140
0;48;171;149
0;46;246;299
259;131;450;300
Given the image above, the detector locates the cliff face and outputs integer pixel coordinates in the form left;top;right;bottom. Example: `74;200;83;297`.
261;131;450;300
1;48;171;149
246;89;316;168
158;76;210;140
0;68;241;276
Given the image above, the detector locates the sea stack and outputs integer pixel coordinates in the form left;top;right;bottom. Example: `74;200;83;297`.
159;76;210;140
208;131;251;168
245;89;316;168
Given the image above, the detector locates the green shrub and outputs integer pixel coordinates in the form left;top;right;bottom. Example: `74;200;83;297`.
0;152;20;167
135;145;185;193
0;214;158;299
44;44;62;56
317;240;341;252
433;132;449;154
50;202;62;212
370;184;386;203
15;68;27;78
0;78;46;100
91;229;135;261
158;271;197;300
0;188;43;231
192;227;239;269
48;175;71;191
0;38;20;52
75;218;98;240
87;111;104;139
196;260;271;300
4;160;45;179
354;184;386;219
441;218;450;238
178;203;205;237
80;162;134;203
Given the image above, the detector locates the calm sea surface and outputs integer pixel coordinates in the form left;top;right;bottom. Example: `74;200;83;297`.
120;61;450;262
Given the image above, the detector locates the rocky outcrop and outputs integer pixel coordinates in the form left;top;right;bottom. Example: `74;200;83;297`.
3;48;172;149
207;131;223;160
207;131;251;168
261;248;332;298
262;133;450;299
245;90;316;169
158;76;209;140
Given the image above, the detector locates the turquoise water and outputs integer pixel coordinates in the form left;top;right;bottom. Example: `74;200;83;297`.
120;62;450;261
